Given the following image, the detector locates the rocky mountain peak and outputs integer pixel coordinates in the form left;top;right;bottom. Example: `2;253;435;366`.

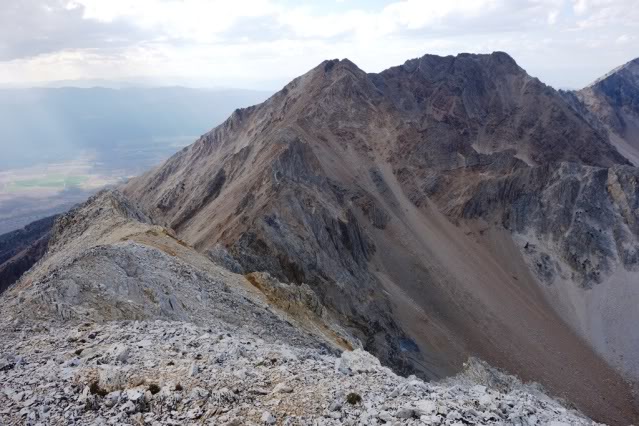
320;58;362;75
115;51;639;425
282;57;369;96
571;56;639;164
588;56;639;89
588;57;639;106
300;57;372;99
402;51;523;78
3;51;639;425
386;51;525;93
625;56;639;75
616;56;639;76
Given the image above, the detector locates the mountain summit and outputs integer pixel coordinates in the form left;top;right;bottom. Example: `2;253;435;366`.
2;52;639;425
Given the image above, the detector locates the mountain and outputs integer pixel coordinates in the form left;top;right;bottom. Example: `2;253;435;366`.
565;58;639;165
0;188;605;426
1;52;638;424
120;52;639;423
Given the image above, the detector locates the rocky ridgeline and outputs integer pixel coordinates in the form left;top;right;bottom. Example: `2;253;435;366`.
117;52;639;425
0;319;597;425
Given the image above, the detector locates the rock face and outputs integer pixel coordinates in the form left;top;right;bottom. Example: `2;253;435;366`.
121;53;639;424
567;58;639;165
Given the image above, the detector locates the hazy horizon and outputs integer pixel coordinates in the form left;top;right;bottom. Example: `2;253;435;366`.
0;86;271;234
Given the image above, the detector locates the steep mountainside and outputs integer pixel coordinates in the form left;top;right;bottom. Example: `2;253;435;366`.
568;58;639;165
121;52;639;424
0;190;599;425
0;215;55;294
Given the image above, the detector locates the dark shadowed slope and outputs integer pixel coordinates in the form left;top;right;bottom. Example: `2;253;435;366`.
0;215;55;294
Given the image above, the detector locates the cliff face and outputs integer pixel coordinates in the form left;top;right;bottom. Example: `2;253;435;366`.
120;53;639;424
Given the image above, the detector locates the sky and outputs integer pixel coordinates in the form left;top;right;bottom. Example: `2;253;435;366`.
0;0;637;90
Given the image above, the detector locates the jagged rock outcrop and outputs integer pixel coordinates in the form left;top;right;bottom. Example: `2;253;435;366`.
376;52;627;168
121;53;639;424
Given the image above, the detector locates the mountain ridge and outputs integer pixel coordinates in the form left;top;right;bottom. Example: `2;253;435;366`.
2;51;639;425
120;52;639;423
569;56;639;165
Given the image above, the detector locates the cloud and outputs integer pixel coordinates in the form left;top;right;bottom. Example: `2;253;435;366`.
0;0;150;61
570;0;639;28
0;0;637;89
73;0;281;42
615;34;635;45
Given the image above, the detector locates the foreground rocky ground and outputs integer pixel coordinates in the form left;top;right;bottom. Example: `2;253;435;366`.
0;319;599;425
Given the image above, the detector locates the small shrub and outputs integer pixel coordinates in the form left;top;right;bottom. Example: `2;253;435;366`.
346;392;362;405
89;381;108;397
148;383;161;395
175;383;183;392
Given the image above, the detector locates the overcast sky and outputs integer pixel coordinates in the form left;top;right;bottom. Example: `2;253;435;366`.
1;0;637;90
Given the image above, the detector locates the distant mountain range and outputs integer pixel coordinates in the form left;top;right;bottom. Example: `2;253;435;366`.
1;52;638;425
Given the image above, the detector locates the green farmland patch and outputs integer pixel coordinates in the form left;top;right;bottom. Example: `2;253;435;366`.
6;175;89;191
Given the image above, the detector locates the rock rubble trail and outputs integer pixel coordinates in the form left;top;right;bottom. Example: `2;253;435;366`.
0;320;598;425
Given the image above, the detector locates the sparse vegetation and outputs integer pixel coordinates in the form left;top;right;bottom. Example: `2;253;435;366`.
89;381;108;397
346;392;362;405
148;383;161;394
